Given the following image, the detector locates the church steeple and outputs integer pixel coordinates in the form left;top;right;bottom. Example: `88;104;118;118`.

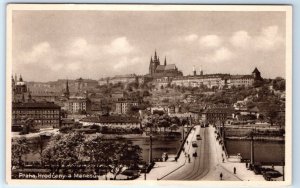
19;74;23;82
164;56;167;66
200;65;203;76
64;79;70;99
193;66;196;76
28;88;32;101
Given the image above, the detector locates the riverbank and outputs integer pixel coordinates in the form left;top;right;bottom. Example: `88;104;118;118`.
226;136;285;141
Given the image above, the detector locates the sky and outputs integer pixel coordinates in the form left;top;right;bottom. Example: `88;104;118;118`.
12;10;286;82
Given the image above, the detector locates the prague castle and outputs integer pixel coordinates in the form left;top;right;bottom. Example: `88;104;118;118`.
148;51;183;78
147;50;263;89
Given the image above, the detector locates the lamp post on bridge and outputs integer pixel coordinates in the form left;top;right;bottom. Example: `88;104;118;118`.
249;128;256;167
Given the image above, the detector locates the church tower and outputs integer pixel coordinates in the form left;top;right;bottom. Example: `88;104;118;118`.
252;67;262;80
200;65;203;76
64;79;70;99
153;50;160;67
164;57;167;66
149;50;160;76
193;66;196;76
149;56;155;76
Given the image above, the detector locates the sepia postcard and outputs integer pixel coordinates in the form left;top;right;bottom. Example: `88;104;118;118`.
6;4;292;186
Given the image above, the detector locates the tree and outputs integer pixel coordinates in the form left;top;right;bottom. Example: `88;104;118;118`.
169;124;179;132
12;137;30;169
142;115;158;133
158;115;171;133
253;79;264;88
126;105;140;117
265;108;278;126
273;78;285;91
82;136;112;175
142;90;151;97
108;139;142;179
41;133;85;176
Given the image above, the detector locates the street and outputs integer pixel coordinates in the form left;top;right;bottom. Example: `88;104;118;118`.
163;125;240;181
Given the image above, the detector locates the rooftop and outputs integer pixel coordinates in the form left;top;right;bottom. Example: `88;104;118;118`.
80;115;140;124
12;102;61;109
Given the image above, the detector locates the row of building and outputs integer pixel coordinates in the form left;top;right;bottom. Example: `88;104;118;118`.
154;68;261;89
98;51;263;90
11;100;142;131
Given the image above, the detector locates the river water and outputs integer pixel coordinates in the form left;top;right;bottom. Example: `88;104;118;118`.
225;139;285;163
128;135;182;162
22;133;182;163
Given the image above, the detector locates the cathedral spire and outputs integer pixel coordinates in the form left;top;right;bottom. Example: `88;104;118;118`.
154;50;159;63
19;74;23;82
164;56;167;66
66;79;69;92
200;65;203;75
28;88;32;101
64;79;70;99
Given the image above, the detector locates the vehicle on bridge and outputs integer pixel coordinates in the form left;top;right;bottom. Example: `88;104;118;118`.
192;141;198;147
196;134;202;140
193;152;197;157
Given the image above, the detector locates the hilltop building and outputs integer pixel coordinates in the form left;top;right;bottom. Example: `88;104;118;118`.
170;67;262;89
148;50;183;78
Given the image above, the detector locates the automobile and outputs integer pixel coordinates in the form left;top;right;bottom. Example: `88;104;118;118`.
196;134;202;140
192;141;198;147
262;170;282;181
253;165;262;174
193;152;197;157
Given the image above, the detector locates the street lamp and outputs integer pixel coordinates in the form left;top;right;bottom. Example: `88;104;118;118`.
149;135;153;164
250;128;255;167
144;165;147;180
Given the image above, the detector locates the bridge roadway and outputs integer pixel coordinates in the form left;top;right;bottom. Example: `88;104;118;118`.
163;125;240;181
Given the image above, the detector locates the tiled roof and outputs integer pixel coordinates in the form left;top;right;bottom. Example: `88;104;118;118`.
230;75;253;79
165;64;176;70
202;108;234;114
156;65;165;71
12;102;61;109
80;115;140;124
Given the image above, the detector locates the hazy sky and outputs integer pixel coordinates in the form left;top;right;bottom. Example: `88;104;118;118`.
12;10;286;82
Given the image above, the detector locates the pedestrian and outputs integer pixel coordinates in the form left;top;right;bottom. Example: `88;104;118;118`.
234;167;236;174
222;158;225;163
246;162;248;169
220;172;223;180
187;140;189;145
